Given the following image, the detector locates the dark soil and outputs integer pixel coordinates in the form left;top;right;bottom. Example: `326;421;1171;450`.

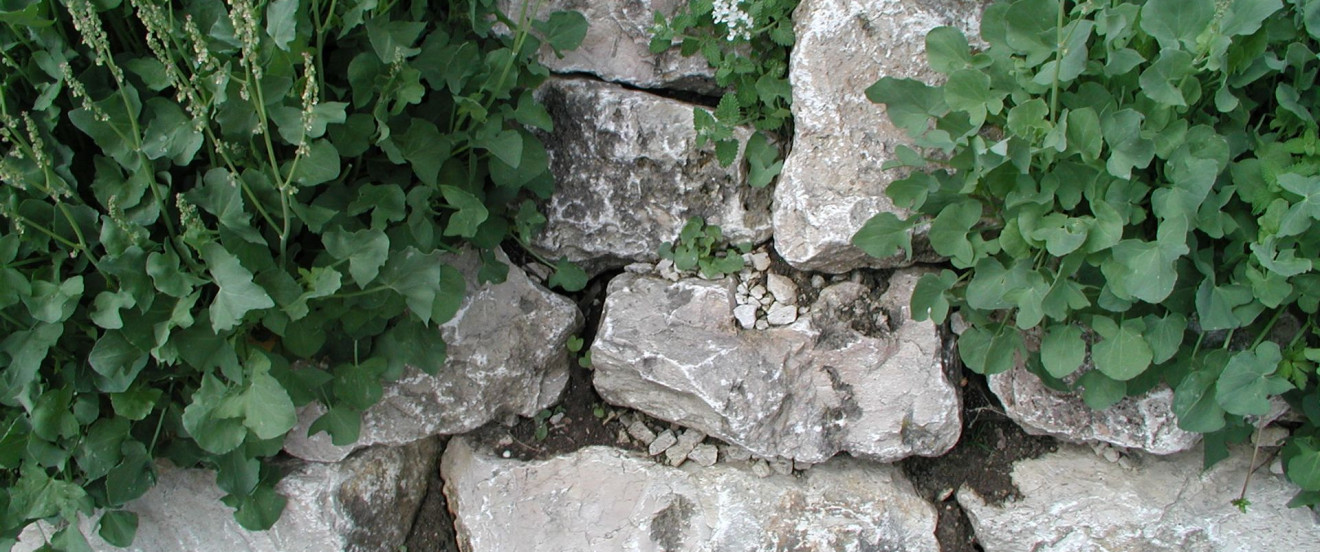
900;373;1058;552
401;459;460;552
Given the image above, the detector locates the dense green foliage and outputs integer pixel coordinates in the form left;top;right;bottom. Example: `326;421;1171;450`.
855;0;1320;507
0;0;584;547
658;216;748;279
649;0;794;188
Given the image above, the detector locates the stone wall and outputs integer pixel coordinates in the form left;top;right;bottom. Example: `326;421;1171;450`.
23;1;1319;551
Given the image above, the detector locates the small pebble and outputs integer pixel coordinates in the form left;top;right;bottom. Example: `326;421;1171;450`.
733;304;759;329
758;294;774;307
751;460;773;478
793;460;813;472
1256;425;1290;448
1271;457;1285;476
623;262;653;274
649;430;678;456
769;458;793;476
754;319;769;330
1117;456;1135;470
665;429;705;464
766;273;798;305
628;420;657;444
689;444;719;467
549;412;565;425
750;285;767;300
766;303;798;325
721;445;753;463
497;435;513;446
1102;448;1121;463
937;488;954;501
502;450;511;458
811;275;826;289
751;252;772;272
617;428;631;445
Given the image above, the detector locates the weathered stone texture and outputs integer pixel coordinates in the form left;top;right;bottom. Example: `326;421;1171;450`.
960;443;1320;551
499;0;717;92
17;439;437;552
988;365;1200;455
591;269;960;463
774;0;985;272
531;77;773;274
441;437;939;552
284;248;580;462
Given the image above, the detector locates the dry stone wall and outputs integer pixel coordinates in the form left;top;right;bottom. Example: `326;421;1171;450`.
42;1;1320;551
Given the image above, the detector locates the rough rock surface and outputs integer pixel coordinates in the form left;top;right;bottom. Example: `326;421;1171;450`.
18;439;437;552
591;269;960;463
441;437;939;551
499;0;716;92
774;0;984;272
988;365;1200;455
960;443;1320;551
532;77;773;274
284;248;581;462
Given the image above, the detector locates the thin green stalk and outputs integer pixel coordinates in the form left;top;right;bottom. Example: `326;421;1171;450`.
1049;0;1065;123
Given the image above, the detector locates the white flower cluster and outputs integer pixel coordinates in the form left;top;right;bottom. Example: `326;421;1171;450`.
713;0;753;42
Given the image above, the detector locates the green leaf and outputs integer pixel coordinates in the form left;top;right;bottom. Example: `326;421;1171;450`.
1090;317;1153;381
1216;342;1292;416
376;248;461;325
1041;324;1086;378
1195;280;1254;331
203;243;275;332
217;355;296;440
1140;0;1216;51
549;259;588;292
265;0;298;50
966;257;1024;311
852;212;913;260
291;140;342;186
866;77;946;135
111;386;162;421
1138;49;1194;107
231;485;288;531
97;510;139;547
141;98;204;165
925;26;972;73
958;324;1022;375
0;323;63;409
32;387;78;441
478;130;523;169
88;331;150;393
1100;109;1154;179
323;229;389;288
308;405;362;446
51;526;93;552
1143;313;1186;364
928;200;982;266
943;69;998;125
534;10;589;53
381;119;451;186
744;132;782;188
105;441;153;506
886;172;936;210
1106;237;1186;303
1078;370;1126;410
1287;440;1320;491
147;250;205;298
911;270;956;323
181;374;247;455
1173;368;1227;433
23;277;84;323
440;186;490;238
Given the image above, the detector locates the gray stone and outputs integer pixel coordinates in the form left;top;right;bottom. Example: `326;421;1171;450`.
988;365;1200;455
531;77;773;274
19;440;437;552
441;438;938;551
773;0;985;272
650;429;678;456
284;248;581;462
765;302;798;326
591;269;960;463
628;420;658;444
960;443;1320;551
498;0;716;92
750;252;772;272
665;429;707;466
733;303;760;329
721;444;753;463
765;273;798;304
688;444;719;467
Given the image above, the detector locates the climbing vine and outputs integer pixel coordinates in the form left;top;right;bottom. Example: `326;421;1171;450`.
856;0;1320;508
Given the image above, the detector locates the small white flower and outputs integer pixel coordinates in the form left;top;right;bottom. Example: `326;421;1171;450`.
712;0;753;42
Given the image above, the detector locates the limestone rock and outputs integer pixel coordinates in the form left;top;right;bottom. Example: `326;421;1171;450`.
960;443;1320;551
531;77;773;274
498;0;716;92
988;365;1200;455
441;438;938;551
591;269;960;463
774;0;985;272
18;439;437;552
284;248;581;462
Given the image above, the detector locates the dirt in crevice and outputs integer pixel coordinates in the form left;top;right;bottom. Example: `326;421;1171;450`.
900;373;1058;552
401;458;461;552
